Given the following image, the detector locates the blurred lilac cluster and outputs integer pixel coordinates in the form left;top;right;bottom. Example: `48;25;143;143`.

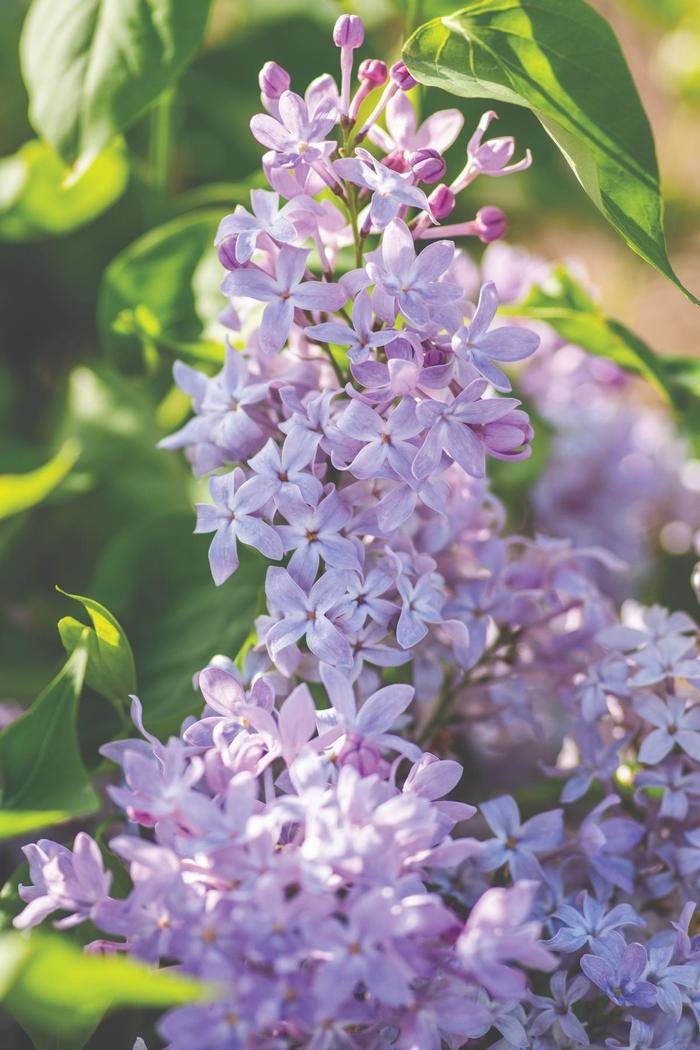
15;17;700;1050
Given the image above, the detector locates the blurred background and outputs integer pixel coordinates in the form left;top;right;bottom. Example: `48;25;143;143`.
0;0;698;735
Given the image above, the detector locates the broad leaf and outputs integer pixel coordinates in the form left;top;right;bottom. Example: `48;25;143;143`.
0;439;80;521
98;211;223;371
506;267;677;405
21;0;214;169
1;932;204;1047
0;139;128;240
0;646;98;837
403;0;699;304
57;589;136;712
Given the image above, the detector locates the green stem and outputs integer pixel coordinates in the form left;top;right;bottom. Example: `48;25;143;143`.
148;89;175;221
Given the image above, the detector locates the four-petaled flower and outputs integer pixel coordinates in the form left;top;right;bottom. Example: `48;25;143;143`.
265;566;354;666
195;467;283;585
581;932;657;1008
450;281;539;391
306;288;397;364
365;218;461;328
334;147;429;230
223;245;345;354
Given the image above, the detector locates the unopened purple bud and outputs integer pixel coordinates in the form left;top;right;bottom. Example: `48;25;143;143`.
474;205;508;243
259;61;290;101
383;149;411;174
409;148;446;185
390;61;417;91
217;237;240;270
338;732;383;776
358;58;387;86
428;184;456;220
333;14;364;48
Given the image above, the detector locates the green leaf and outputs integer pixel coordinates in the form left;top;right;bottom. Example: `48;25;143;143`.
92;512;267;734
20;0;214;170
56;589;136;711
0;439;81;521
506;266;678;404
98;211;223;371
0;139;128;240
0;932;204;1047
0;646;98;838
403;0;699;305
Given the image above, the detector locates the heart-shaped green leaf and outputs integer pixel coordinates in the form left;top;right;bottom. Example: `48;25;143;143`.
403;0;698;305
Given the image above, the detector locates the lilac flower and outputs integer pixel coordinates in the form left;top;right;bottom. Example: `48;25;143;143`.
279;387;339;461
306;289;397;364
457;881;557;999
367;90;463;157
334;147;429;229
215;189;307;263
528;971;590;1045
396;570;445;648
478;795;564;880
644;941;697;1019
579;796;645;894
338;396;422;479
276;488;362;587
546;892;644;952
605;1017;681;1050
636;694;700;763
265;566;353;666
630;637;700;686
318;664;422;764
577;653;631;722
158;345;269;473
413;380;530;481
195;467;283;585
245;683;321;768
365;218;461;327
15;834;111;930
246;434;322;506
635;760;700;821
676;827;700;881
454;110;532;190
222;245;345;354
581;932;657;1008
450;281;539;391
334;566;397;630
598;605;697;653
250;89;337;169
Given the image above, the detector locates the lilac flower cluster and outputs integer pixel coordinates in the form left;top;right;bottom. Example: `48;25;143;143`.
15;18;700;1050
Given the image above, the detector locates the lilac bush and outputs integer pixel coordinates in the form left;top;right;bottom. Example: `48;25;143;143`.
14;17;700;1050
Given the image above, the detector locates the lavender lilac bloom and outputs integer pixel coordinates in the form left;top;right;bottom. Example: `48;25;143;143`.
16;17;700;1050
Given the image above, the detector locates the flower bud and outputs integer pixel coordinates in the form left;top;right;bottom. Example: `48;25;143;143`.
258;61;290;101
409;147;446;185
390;61;417;91
338;731;383;776
474;205;508;243
382;149;411;174
428;183;456;220
358;58;387;86
333;14;364;49
217;237;240;270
